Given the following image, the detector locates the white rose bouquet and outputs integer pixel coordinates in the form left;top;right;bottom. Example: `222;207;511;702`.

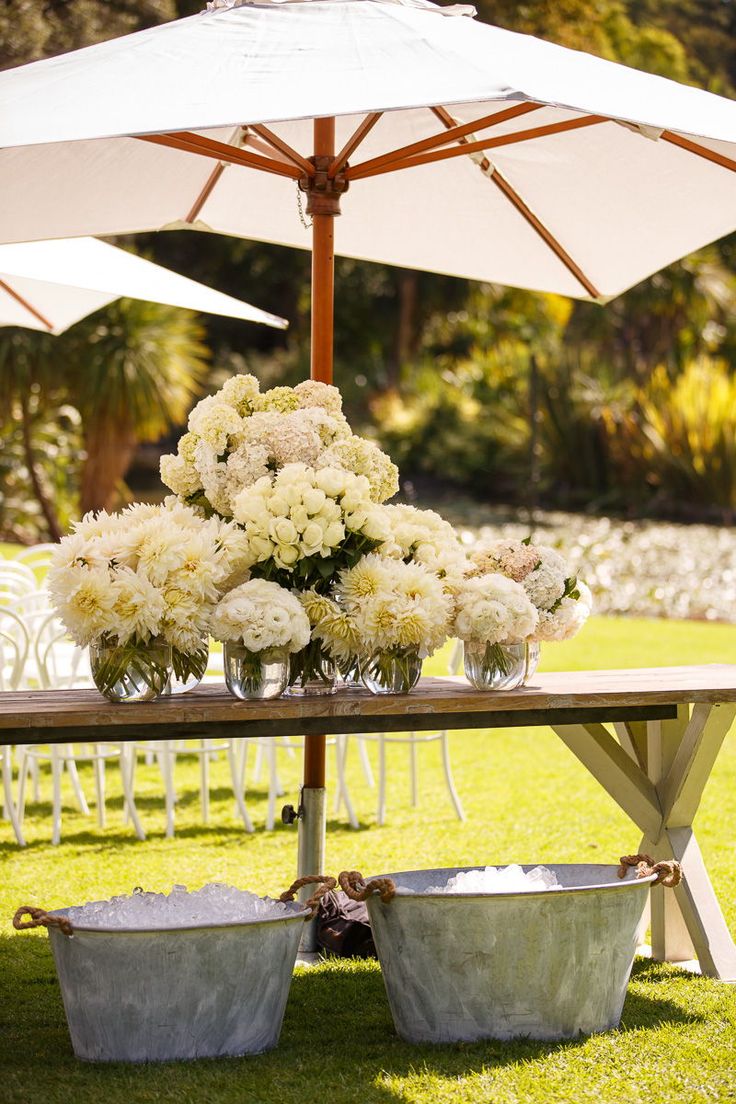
232;463;389;591
160;374;399;517
468;537;591;643
48;502;243;698
379;503;468;595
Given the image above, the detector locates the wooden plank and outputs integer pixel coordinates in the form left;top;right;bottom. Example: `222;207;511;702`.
614;720;648;769
659;703;736;828
640;831;697;964
3;704;677;747
551;722;662;839
1;667;734;731
657;826;736;980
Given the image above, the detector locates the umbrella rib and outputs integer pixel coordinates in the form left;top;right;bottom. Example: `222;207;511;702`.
186;162;226;223
138;132;302;179
347;115;605;180
249;124;316;175
329;112;383;178
345;102;542;180
662;131;736;175
0;277;54;331
429;105;600;299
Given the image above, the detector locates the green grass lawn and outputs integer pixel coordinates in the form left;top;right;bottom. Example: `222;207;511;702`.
2;616;736;1103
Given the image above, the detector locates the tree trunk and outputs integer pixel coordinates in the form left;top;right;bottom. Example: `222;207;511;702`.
80;416;138;514
19;392;63;542
388;269;419;389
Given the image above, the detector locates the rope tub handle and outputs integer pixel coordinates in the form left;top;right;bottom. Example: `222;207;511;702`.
13;905;74;937
338;870;396;904
279;875;337;920
617;854;682;888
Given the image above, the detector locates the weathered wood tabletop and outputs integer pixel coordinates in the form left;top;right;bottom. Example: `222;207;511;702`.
2;665;736;742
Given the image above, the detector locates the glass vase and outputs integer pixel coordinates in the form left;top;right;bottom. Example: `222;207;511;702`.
286;639;338;697
523;642;541;685
337;654;362;691
166;638;210;695
89;637;172;703
223;642;289;700
361;647;422;696
463;641;527;691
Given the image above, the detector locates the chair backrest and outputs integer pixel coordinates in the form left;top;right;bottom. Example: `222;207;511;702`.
0;607;30;691
0;562;37;599
13;543;57;570
34;610;91;689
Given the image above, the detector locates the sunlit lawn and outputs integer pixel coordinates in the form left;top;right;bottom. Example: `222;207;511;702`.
1;616;736;1103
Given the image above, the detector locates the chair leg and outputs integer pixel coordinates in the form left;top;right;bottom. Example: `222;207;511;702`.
377;735;387;826
357;736;375;788
120;745;146;841
335;735;359;830
200;740;210;825
226;740;254;833
93;749;106;829
51;746;63;846
17;748;29;828
440;732;465;821
409;736;419;807
30;757;40;803
158;744;176;838
2;746;25;847
266;741;277;831
65;746;90;816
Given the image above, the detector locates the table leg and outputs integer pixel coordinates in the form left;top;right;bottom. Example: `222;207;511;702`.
554;705;736;980
646;704;736;980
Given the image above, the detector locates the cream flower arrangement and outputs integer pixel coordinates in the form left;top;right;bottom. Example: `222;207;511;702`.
48;503;242;698
334;553;453;658
468;537;591;643
232;463;389;590
211;580;310;654
453;573;538;683
379;503;468;595
160;373;398;517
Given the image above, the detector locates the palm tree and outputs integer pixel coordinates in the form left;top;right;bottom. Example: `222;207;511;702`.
63;299;209;513
0;299;209;538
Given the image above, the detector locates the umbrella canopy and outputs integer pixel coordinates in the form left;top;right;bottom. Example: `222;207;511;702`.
0;0;736;306
0;236;287;334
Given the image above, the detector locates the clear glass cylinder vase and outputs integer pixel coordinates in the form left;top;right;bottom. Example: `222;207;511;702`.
89;637;172;703
223;642;289;700
523;642;541;684
361;648;422;696
463;641;527;691
336;653;362;691
166;638;210;695
286;639;338;697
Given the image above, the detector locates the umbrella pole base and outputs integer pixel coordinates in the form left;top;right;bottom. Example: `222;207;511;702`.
297;785;327;953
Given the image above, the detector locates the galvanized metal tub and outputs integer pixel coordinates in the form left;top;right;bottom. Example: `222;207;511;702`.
365;864;656;1043
46;903;307;1062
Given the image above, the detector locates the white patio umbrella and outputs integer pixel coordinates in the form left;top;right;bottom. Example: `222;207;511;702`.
0;236;287;333
3;0;736;896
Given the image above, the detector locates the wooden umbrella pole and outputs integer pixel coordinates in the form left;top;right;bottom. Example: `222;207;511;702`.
303;116;340;795
298;120;347;948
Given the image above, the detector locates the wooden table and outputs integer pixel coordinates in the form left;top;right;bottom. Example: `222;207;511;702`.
2;664;735;980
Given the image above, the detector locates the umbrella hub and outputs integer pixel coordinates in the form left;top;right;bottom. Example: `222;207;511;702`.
299;156;349;217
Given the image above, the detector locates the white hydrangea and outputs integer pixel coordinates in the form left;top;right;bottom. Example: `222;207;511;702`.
453;574;538;646
219;373;261;414
211;579;310;654
294;379;344;415
318;436;399;503
188;395;244;451
522;546;569;611
535;581;593;641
